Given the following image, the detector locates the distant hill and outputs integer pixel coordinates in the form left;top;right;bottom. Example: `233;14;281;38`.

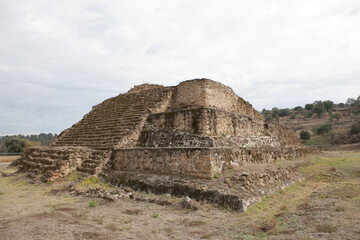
261;97;360;146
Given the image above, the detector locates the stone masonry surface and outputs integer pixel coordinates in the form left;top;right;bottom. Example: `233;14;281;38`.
15;78;318;211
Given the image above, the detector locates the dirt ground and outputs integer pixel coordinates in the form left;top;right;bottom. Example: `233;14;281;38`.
1;151;360;240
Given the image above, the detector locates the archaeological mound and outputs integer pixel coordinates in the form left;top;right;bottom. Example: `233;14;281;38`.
16;78;314;211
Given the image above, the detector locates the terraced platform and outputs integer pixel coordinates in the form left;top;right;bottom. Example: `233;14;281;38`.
16;78;317;211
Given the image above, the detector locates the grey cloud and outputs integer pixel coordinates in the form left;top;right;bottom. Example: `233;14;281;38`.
1;0;360;135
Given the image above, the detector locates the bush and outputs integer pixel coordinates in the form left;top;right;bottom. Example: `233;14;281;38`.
333;112;341;121
350;122;360;134
305;104;314;110
314;124;332;135
323;100;334;112
5;138;26;153
279;108;290;117
300;130;310;140
271;107;279;119
261;109;272;121
294;106;303;112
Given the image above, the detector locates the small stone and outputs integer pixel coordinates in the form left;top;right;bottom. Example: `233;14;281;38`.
124;187;132;193
224;178;232;188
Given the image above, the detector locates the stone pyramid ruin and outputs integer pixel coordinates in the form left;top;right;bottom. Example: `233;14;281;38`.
16;78;314;211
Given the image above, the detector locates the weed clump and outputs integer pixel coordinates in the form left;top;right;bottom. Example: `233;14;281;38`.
106;223;123;231
152;213;159;218
258;214;277;232
88;200;97;207
123;209;142;215
315;224;336;233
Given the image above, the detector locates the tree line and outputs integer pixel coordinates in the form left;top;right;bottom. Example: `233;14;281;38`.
0;133;58;153
262;96;360;121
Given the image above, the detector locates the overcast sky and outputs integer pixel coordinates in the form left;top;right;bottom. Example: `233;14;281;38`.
1;0;360;135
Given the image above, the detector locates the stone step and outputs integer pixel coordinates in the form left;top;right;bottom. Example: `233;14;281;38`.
43;164;58;171
77;166;96;174
83;159;101;164
80;162;99;169
56;136;124;142
38;158;54;165
52;86;171;149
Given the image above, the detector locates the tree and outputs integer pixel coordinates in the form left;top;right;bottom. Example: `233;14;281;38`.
337;103;345;108
300;130;310;141
261;109;272;121
305;103;314;110
346;98;356;106
350;121;360;134
279;108;290;117
314;124;332;135
5;138;26;153
313;101;325;118
294;106;303;112
323;100;334;112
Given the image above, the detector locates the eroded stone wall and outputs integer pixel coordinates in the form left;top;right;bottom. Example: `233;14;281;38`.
203;80;261;118
168;79;262;118
107;148;214;179
17;147;105;182
145;108;266;136
141;108;283;148
107;146;315;179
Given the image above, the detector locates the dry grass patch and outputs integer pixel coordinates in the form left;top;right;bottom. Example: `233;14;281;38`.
92;215;104;225
315;223;337;233
182;218;206;227
106;223;123;231
0;155;20;163
258;214;277;233
123;209;143;215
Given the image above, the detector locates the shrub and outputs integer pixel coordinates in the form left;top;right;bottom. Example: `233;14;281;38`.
294;106;303;112
300;130;310;140
350;121;360;134
314;124;332;135
323;100;334;112
333;112;341;121
313;101;325;118
278;108;290;117
5;138;26;153
305;104;314;110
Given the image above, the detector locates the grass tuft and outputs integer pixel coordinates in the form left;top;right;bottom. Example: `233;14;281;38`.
76;176;113;190
106;223;123;231
258;214;277;232
88;200;96;208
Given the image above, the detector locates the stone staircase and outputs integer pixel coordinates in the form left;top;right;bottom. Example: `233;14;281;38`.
76;150;109;175
52;87;173;150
